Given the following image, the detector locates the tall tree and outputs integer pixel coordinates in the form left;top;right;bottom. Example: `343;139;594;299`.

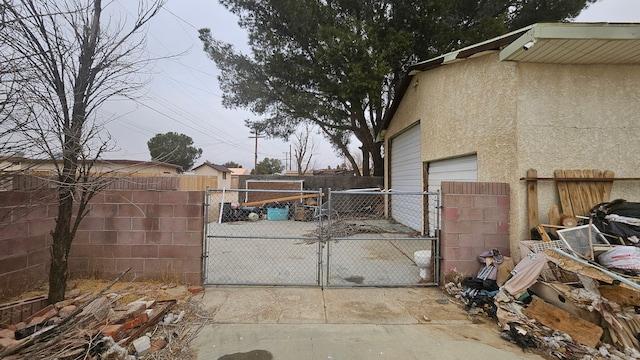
0;0;165;303
253;157;284;175
292;124;318;175
199;0;596;176
147;132;203;173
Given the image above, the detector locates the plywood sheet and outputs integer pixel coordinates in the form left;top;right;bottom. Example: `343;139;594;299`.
524;296;603;348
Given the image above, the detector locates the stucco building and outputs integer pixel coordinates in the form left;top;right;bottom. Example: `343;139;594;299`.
380;23;640;257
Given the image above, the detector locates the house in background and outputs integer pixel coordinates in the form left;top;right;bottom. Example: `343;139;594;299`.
379;23;640;260
0;157;181;175
193;162;233;188
228;167;249;188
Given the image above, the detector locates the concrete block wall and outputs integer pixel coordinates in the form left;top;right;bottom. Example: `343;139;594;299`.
440;182;510;279
0;189;204;300
70;190;204;284
0;190;57;299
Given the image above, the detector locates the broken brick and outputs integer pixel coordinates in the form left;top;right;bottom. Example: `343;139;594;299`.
101;324;125;342
187;286;204;294
0;337;18;351
122;312;149;330
25;304;56;324
26;316;46;327
151;338;167;353
0;328;15;339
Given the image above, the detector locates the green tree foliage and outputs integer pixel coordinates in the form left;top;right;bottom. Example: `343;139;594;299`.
223;161;242;168
147;132;202;172
253;157;284;175
199;0;595;176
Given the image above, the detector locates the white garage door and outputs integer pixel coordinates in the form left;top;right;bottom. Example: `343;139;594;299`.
427;155;478;192
390;125;422;231
427;155;478;235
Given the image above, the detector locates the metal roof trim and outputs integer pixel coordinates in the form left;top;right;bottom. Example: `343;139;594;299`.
500;22;640;62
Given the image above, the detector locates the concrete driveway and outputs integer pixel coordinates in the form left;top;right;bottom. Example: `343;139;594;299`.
191;286;545;360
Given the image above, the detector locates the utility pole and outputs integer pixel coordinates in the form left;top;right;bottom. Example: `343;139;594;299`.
283;152;289;171
289;144;292;172
249;128;264;174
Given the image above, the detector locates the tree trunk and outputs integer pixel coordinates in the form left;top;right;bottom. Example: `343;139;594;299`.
361;146;371;176
48;186;75;303
371;141;384;177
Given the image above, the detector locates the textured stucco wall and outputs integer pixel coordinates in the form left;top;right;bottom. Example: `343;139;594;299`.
514;62;640;241
385;51;640;257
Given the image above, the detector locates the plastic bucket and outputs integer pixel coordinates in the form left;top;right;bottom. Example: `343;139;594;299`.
267;208;288;221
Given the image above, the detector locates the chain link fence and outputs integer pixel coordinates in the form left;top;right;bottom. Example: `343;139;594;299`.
204;188;324;286
325;190;438;286
203;188;439;287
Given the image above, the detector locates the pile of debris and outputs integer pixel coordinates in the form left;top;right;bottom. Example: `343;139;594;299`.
0;269;209;359
446;200;640;360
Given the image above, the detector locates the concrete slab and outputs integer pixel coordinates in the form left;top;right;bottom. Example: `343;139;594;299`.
193;323;545;360
192;287;545;359
322;287;468;324
201;287;325;324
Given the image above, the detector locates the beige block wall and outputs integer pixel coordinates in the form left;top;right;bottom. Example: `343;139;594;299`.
385;52;640;258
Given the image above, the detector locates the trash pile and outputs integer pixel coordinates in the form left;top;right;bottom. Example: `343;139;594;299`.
446;200;640;360
0;269;208;359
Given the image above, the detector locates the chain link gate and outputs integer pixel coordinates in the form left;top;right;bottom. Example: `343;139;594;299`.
203;188;439;287
324;189;439;286
203;188;324;286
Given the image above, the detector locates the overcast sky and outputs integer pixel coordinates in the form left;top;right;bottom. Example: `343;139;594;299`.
103;0;640;172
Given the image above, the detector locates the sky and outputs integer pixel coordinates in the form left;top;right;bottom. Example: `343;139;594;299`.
103;0;640;172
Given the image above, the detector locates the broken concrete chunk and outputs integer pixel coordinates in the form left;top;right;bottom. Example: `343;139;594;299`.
125;302;147;317
132;335;151;356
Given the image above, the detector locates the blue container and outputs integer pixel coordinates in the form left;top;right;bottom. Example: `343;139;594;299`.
267;208;288;221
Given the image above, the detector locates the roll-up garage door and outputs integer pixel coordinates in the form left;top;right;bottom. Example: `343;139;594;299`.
427;155;478;235
389;125;422;231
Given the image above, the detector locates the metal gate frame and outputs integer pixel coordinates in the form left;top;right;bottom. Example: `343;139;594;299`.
203;188;440;287
324;189;440;287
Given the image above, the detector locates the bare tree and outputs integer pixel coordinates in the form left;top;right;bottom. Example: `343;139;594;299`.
0;0;165;303
292;124;318;176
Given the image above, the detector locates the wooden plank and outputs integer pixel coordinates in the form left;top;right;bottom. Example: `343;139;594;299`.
565;170;586;216
580;170;596;212
544;250;615;284
591;169;604;204
243;193;321;207
524;296;603;348
547;205;561;237
537;224;553;242
555;169;573;217
527;169;539;231
602;170;615;203
599;285;640;307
